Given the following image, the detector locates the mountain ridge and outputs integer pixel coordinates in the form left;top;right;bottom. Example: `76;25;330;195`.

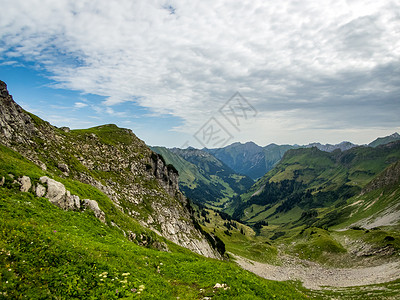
0;80;220;259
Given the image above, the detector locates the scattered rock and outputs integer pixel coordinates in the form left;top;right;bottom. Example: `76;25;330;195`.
60;127;70;133
127;231;136;241
18;176;31;192
152;241;169;252
57;163;70;175
213;283;229;290
39;176;80;210
83;199;106;223
38;176;105;221
35;184;46;197
65;191;81;210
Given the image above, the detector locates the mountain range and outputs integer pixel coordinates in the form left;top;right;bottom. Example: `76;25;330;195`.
2;79;400;298
204;137;399;180
232;142;400;226
152;133;399;210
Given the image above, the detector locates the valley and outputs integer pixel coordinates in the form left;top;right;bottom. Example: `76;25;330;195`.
1;79;400;299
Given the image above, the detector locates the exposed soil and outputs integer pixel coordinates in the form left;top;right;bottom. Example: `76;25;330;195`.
232;253;400;290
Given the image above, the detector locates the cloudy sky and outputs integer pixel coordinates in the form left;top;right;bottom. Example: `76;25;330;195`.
0;0;399;148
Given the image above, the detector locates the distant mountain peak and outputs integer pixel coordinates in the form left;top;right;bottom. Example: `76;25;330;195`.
305;141;357;152
369;132;400;148
391;132;400;138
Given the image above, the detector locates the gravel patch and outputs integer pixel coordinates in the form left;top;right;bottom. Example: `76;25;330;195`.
232;254;400;290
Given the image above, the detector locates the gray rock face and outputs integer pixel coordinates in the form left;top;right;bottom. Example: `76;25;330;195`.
150;201;221;259
0;81;38;146
18;176;32;192
149;152;180;198
65;191;81;210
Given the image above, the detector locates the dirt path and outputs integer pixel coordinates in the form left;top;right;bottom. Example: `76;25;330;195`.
232;254;400;290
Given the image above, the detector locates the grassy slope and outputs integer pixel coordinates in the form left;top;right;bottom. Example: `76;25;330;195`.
0;144;307;299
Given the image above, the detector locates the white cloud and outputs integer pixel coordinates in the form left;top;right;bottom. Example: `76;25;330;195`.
74;102;88;108
0;0;399;146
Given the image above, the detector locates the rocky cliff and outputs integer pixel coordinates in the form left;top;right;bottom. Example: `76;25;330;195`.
362;159;400;194
0;80;220;259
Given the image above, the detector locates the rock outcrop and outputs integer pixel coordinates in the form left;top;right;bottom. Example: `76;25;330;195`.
149;152;180;198
38;176;105;222
18;176;32;192
35;183;46;197
39;176;68;207
82;198;106;223
362;161;400;194
0;81;38;145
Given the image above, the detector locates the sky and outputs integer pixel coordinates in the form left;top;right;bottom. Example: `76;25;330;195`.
0;0;399;148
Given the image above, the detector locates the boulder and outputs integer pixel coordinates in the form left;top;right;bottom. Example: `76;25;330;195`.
39;176;103;220
40;176;66;206
57;163;70;175
39;176;79;210
0;176;4;186
65;190;81;210
83;199;106;223
35;184;46;197
18;176;31;192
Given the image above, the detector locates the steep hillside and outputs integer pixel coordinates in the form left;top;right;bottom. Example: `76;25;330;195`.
0;80;219;258
232;143;400;225
0;142;307;299
151;146;253;210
